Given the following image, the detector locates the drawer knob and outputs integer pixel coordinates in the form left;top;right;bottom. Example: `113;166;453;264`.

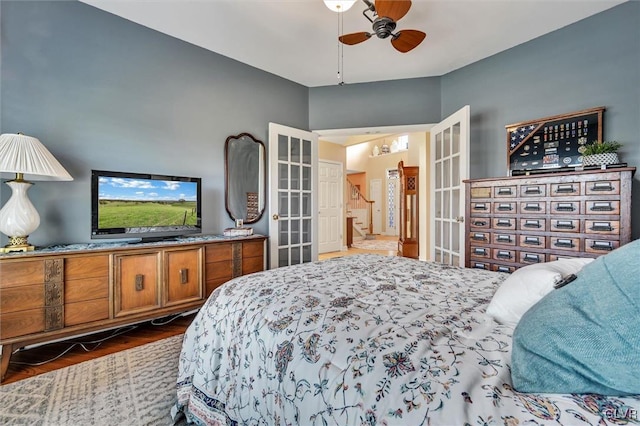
135;274;144;291
591;182;614;192
590;202;613;212
555;221;575;230
591;241;614;251
554;239;575;248
179;268;189;284
556;184;576;193
556;203;575;212
590;222;613;232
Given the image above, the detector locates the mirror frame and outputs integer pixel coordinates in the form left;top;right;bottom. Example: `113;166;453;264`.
224;132;266;224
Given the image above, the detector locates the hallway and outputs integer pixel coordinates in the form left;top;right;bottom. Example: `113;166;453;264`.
318;235;398;260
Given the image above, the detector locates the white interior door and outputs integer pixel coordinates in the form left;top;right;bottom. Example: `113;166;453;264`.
370;179;382;234
318;160;343;253
429;105;470;266
268;123;318;269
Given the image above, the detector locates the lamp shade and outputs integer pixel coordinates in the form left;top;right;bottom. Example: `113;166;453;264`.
0;133;73;181
323;0;357;12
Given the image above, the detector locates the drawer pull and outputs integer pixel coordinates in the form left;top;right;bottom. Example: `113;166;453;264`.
523;203;541;211
555;220;575;230
524;254;541;263
523;220;541;229
474;248;487;255
590;202;613;212
471;233;487;241
135;274;144;291
473;263;487;270
179;268;189;284
497;188;513;195
591;182;614;192
496;251;512;259
473;220;487;227
474;203;488;210
556;203;575;212
554;239;575;248
590;222;613;232
496;219;512;227
591;241;614;251
524;186;542;194
556;184;576;193
496;235;512;243
524;237;541;245
496;266;511;273
497;204;513;211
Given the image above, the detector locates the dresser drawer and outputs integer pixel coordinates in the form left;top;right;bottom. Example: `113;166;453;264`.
550;201;579;215
551;182;580;196
493;202;516;213
492;218;516;230
520;218;546;231
492;233;516;246
550;237;581;251
585;200;619;215
494;186;516;197
585;180;620;195
585;239;620;253
520;251;546;264
550;219;580;233
519;235;546;248
471;201;490;213
470;246;491;259
585;220;619;235
493;248;516;262
521;201;546;214
470;218;491;229
470;231;490;243
519;184;546;197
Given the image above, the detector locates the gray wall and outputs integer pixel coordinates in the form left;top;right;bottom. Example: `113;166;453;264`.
311;1;640;239
1;0;308;245
309;77;441;130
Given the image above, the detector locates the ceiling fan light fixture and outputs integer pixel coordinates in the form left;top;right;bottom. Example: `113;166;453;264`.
323;0;357;13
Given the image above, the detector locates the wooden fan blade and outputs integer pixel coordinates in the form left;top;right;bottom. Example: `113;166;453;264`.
339;32;372;45
391;29;426;53
375;0;412;22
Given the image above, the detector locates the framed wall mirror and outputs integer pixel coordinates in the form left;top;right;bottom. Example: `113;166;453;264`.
224;133;266;224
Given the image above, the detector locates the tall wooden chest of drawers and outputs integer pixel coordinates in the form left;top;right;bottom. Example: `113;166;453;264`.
464;168;634;272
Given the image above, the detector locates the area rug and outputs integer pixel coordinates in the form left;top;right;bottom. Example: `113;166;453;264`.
0;334;184;426
351;238;398;251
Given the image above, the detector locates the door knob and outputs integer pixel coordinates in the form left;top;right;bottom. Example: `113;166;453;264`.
456;216;464;223
272;214;279;220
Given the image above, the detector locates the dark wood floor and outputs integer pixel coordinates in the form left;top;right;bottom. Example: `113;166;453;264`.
2;313;196;385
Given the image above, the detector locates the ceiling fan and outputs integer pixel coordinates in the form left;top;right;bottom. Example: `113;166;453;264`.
338;0;426;53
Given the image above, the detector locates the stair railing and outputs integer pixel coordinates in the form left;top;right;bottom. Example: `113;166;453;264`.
347;179;374;235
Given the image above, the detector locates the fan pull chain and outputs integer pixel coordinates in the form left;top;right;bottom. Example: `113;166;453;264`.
337;5;344;85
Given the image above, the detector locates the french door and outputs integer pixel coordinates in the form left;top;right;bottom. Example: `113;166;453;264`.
318;160;343;254
268;123;318;268
429;105;470;266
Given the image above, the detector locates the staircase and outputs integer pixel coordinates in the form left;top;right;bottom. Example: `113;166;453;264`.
346;179;375;240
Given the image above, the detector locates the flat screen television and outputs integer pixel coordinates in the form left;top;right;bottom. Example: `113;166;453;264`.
91;170;202;242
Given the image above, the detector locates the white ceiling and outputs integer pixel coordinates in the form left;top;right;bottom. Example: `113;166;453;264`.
80;0;625;88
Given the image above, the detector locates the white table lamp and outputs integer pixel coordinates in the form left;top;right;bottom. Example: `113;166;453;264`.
0;133;73;252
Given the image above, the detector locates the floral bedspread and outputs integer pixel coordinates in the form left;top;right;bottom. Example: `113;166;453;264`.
172;254;640;425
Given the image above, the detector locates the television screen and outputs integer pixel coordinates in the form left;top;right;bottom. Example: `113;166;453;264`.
91;170;202;241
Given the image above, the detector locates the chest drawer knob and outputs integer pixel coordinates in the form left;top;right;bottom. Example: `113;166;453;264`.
523;220;542;228
555;184;576;193
497;188;513;195
523;253;541;263
471;233;487;241
556;203;575;212
523;203;541;211
496;219;512;227
473;248;488;256
590;202;613;212
554;239;575;248
590;222;613;232
555;220;575;230
591;241;614;251
473;203;488;210
524;186;542;194
496;251;513;259
497;203;513;211
473;220;487;227
591;182;614;192
496;235;512;243
524;237;541;245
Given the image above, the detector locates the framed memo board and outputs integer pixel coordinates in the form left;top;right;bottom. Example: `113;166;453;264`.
506;106;604;175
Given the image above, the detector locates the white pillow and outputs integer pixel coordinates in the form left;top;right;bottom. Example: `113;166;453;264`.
486;258;594;327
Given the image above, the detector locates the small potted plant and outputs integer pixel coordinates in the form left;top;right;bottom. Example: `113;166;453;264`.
581;140;622;166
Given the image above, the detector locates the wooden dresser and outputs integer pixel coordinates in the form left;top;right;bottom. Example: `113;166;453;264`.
464;168;634;272
0;235;266;382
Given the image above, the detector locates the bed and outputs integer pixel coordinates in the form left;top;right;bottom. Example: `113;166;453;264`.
172;253;640;425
